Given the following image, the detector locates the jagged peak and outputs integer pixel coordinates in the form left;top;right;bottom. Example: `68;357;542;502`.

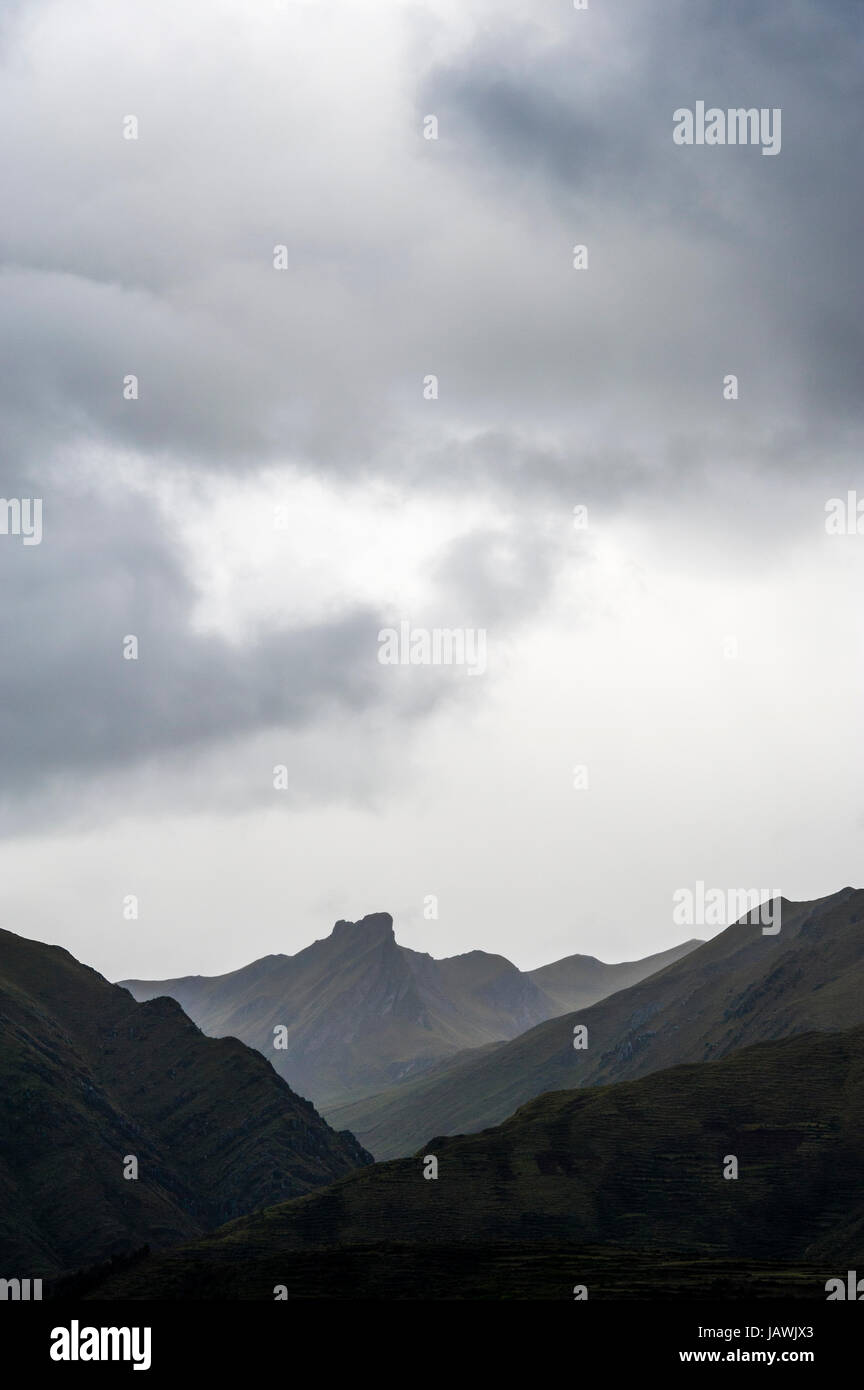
330;912;395;943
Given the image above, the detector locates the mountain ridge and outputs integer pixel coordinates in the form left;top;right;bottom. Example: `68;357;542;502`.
121;915;702;1108
0;926;372;1278
328;887;864;1156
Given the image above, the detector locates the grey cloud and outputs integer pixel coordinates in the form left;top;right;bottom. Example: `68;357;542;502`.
0;474;433;803
2;0;858;506
431;518;572;627
0;0;861;830
419;0;864;431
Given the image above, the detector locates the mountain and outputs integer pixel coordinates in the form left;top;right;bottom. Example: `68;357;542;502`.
121;913;701;1109
0;928;371;1279
527;939;701;1012
84;1025;864;1300
328;887;864;1157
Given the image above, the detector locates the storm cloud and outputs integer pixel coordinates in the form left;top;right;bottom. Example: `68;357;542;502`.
0;0;861;977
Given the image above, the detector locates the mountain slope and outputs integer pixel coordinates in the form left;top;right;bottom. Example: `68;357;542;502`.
328;887;864;1157
121;913;701;1108
86;1025;864;1300
527;939;701;1012
0;928;371;1278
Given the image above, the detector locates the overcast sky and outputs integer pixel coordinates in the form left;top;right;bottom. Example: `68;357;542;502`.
0;0;862;982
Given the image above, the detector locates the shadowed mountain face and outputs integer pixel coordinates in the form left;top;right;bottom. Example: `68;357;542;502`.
328;887;864;1158
121;914;701;1109
86;1026;864;1301
0;928;371;1279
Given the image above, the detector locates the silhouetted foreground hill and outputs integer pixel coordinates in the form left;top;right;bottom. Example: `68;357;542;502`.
0;929;371;1278
329;888;864;1157
85;1026;864;1300
122;913;700;1108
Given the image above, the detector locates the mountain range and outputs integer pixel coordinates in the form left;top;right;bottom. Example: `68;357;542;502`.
0;928;371;1279
121;914;700;1109
328;887;864;1157
8;886;864;1300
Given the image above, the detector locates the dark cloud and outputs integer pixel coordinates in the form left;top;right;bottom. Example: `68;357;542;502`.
0;474;410;800
419;0;864;431
1;0;861;826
